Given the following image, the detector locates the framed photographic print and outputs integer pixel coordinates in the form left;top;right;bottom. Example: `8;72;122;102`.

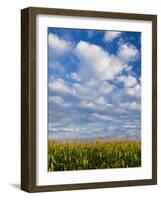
21;7;157;192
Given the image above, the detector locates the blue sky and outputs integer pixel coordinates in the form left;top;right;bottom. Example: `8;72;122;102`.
48;28;141;141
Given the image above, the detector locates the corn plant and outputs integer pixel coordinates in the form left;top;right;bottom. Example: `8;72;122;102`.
48;140;141;171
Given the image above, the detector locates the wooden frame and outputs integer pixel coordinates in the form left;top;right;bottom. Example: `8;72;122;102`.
21;7;157;193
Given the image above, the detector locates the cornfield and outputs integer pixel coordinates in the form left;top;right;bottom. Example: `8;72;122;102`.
48;140;141;172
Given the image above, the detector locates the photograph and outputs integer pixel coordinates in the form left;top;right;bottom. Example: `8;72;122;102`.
47;27;141;172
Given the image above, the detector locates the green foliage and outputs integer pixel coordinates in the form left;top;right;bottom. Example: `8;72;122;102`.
48;140;141;171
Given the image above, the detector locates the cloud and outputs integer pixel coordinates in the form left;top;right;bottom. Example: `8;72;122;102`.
51;127;80;133
118;43;139;62
68;72;81;82
120;101;140;111
94;96;113;108
104;31;122;42
80;99;112;112
80;100;98;110
49;96;71;108
125;65;133;72
49;76;114;102
91;113;113;121
48;33;72;56
117;75;137;88
73;82;98;100
99;81;114;94
48;61;66;76
75;41;126;81
94;96;106;106
126;84;141;98
73;79;114;101
49;78;74;95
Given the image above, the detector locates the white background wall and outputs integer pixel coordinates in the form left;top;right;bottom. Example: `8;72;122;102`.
0;0;160;199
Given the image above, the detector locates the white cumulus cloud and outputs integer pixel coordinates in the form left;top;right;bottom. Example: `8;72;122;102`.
126;84;141;98
104;31;122;42
120;101;140;111
91;113;113;121
73;79;114;101
75;40;126;81
117;75;137;88
118;43;139;62
94;96;106;106
48;33;72;56
49;78;74;95
49;96;71;108
80;99;112;112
